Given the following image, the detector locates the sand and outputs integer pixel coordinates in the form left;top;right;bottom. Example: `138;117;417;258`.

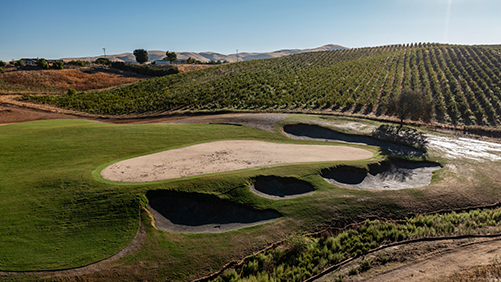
101;140;374;183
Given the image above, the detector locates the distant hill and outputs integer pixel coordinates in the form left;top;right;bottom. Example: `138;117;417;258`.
61;44;348;63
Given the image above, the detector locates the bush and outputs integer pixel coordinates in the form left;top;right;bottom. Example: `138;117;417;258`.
67;88;77;95
37;58;49;70
53;61;64;70
111;62;179;77
0;60;6;67
0;67;3;72
94;58;112;65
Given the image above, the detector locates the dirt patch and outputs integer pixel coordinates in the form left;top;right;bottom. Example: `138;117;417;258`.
284;123;424;157
100;140;374;183
323;161;441;190
0;103;80;125
0;67;146;94
324;237;501;282
147;195;280;233
249;176;315;199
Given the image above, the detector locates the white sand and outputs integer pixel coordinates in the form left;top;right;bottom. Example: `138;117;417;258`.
101;140;373;182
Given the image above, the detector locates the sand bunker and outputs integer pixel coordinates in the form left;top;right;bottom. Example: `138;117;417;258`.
323;161;441;190
148;195;280;233
101;140;373;183
284;124;424;157
250;176;315;199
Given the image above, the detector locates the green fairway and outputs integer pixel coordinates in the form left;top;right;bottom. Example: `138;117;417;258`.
0;119;382;273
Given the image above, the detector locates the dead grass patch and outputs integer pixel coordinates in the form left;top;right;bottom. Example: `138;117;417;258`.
0;67;146;94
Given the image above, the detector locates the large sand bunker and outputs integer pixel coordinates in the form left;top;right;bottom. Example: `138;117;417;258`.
101;140;373;183
250;176;315;199
147;195;281;233
284;124;424;157
323;161;441;190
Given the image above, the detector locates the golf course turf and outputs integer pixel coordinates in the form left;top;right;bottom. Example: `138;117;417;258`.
0;118;381;273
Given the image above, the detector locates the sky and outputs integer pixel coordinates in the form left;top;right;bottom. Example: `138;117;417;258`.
1;0;500;62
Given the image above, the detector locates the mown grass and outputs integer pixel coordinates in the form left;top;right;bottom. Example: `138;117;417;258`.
6;117;499;282
0;119;384;276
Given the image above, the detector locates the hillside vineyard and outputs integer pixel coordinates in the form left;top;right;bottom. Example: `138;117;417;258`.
26;43;501;126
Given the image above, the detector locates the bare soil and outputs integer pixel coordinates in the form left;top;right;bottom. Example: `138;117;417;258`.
316;237;501;282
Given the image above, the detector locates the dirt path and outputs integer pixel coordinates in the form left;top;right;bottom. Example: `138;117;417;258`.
360;237;501;282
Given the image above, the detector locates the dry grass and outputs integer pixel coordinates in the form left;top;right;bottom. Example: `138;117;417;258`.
0;67;147;95
442;262;501;281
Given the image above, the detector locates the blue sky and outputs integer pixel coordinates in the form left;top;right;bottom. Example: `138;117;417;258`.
1;0;500;61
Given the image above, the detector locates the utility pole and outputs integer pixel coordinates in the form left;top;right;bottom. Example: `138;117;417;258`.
103;48;106;58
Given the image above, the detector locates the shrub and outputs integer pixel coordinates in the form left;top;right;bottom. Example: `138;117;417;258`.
0;67;3;72
67;88;77;95
53;60;64;70
94;58;112;65
0;60;6;67
359;260;372;272
37;58;49;70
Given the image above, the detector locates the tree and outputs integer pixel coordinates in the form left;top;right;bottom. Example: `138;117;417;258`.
0;60;6;67
53;60;64;69
94;58;112;65
133;49;148;64
14;60;24;67
187;57;195;64
165;51;177;64
37;58;49;70
387;89;433;130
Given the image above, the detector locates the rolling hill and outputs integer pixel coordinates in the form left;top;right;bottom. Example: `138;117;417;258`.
28;43;501;128
61;44;348;63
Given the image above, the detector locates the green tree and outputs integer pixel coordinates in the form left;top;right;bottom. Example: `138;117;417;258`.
0;60;6;67
94;58;112;65
14;60;24;67
37;58;49;70
53;60;64;69
165;51;177;64
187;57;195;64
133;49;148;64
387;89;433;130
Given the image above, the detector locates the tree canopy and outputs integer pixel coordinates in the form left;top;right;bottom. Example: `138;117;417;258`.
165;51;177;64
53;60;64;69
133;49;148;64
387;89;433;128
37;58;49;70
94;58;112;65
